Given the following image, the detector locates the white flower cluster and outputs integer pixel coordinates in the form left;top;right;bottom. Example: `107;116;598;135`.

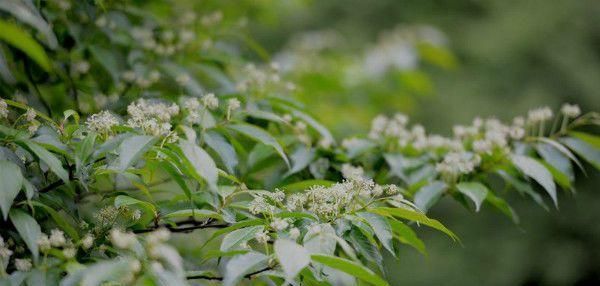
127;99;179;139
121;69;162;88
86;110;119;133
0;99;8;119
236;63;295;95
110;228;137;250
129;24;196;56
0;235;13;260
436;151;481;182
36;229;78;260
561;103;581;118
527;107;553;124
181;96;219;125
248;191;285;215
341;163;365;180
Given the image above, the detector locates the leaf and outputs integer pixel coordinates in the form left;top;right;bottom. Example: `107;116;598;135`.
388;219;427;255
536;142;574;181
89;46;121;83
310;254;390;286
303;223;337;255
75;259;132;286
228;123;289;167
561;137;600;171
22;140;69;182
455;182;489;212
115;135;156;171
274;239;311;281
203;131;238;174
571;131;600;149
536;137;584;174
413;181;446;212
510;154;558;207
0;160;23;220
485;192;520;224
30;201;79;240
538;160;572;190
357;212;395;255
277;104;336;145
0;46;15;84
222;252;269;286
179;140;218;192
201;219;264;249
284;145;315;177
220;225;264;251
0;19;51;71
9;209;40;262
159;161;192;199
161;62;203;96
371;207;458;241
0;0;58;48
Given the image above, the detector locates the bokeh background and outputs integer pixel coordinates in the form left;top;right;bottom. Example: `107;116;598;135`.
241;0;600;285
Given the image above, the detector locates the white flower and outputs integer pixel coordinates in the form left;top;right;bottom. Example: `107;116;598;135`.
182;97;201;111
561;103;581;118
202;93;219;110
28;122;39;134
270;218;289;231
472;139;493;154
147;228;170;245
132;209;142;221
289;228;300;240
149;70;161;82
72;61;90;75
25;108;36;122
15;258;32;271
254;230;269;244
81;234;94;250
527;107;553;123
248;197;275;214
37;234;51;251
0;99;9;119
436;152;481;181
129;259;142;273
341;164;364;180
86;111;119;133
50;229;66;247
286;194;307;211
226;98;241;111
0;246;12;259
109;229;137;249
122;70;136;82
62;247;76;259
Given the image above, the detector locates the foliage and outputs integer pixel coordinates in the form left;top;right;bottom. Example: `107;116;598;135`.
0;1;599;285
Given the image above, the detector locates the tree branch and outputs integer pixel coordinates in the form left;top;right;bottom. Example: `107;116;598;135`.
133;219;230;234
186;266;272;281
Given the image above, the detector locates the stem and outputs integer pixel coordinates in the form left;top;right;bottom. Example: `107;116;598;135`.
186;266;272;281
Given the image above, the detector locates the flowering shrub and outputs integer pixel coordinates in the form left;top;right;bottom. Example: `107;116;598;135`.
1;1;600;286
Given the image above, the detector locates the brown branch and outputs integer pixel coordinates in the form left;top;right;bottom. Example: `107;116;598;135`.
186;266;273;281
133;219;230;234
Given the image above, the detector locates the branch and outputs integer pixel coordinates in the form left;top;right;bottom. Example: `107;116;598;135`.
186;266;272;281
133;219;230;234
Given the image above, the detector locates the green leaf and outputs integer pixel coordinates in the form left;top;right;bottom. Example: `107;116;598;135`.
511;154;557;207
571;131;600;149
220;225;264;251
0;0;58;48
536;138;584;175
274;239;311;281
357;212;395;255
22;140;69;182
371;207;458;241
9;209;41;262
538;159;572;190
202;219;264;249
89;46;121;83
228;123;290;167
204;130;238;174
561;137;600;171
0;19;51;71
388;219;427;256
30;201;79;240
310;254;390;286
159;161;193;199
277;104;336;145
413;181;446;212
284;145;315;177
115;135;156;171
455;182;489;212
222;252;269;286
485;192;520;224
0;160;23;220
179;140;218;192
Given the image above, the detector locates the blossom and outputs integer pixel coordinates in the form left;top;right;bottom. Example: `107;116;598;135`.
341;164;364;180
270;218;289;231
50;229;66;247
25;108;36;122
527;107;553;123
202;93;219;110
15;258;32;271
62;247;76;259
109;229;137;249
86;111;119;133
0;99;8;119
37;234;51;251
561;103;581;118
254;230;269;244
81;234;94;250
147;228;170;245
436;152;481;182
289;228;300;240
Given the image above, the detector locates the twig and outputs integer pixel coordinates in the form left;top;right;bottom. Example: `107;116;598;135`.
186;266;272;281
133;220;230;234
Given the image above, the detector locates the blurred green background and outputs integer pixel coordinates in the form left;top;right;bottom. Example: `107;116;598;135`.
243;0;600;285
